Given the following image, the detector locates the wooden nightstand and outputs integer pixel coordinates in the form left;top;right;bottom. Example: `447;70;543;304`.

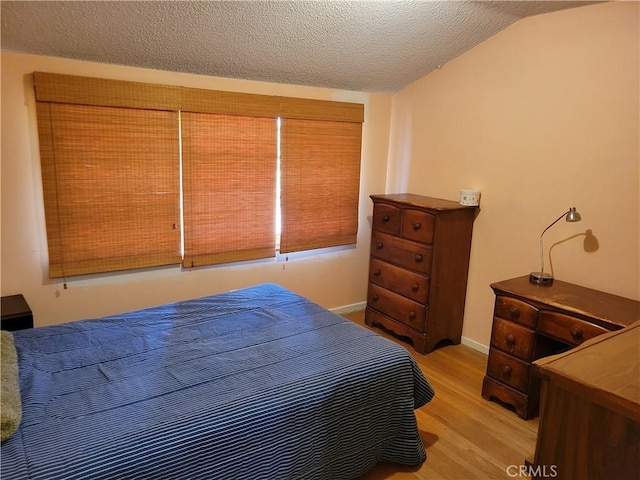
481;276;639;419
1;294;34;331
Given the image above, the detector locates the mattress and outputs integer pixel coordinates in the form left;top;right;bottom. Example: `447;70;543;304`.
1;283;435;479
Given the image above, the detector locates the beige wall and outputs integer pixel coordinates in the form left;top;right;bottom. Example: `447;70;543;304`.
1;52;392;326
387;1;639;348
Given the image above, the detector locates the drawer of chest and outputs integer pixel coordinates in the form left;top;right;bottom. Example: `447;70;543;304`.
538;311;609;346
371;231;433;274
367;283;426;332
401;209;435;244
372;203;401;235
368;258;430;303
494;296;538;329
490;317;536;361
487;349;531;393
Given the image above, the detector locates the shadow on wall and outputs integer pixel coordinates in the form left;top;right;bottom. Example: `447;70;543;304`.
548;229;599;276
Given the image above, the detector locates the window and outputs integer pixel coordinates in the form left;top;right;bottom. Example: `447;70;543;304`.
33;72;364;278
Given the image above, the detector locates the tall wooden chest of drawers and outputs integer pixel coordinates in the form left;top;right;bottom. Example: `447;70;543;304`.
365;193;477;354
482;276;639;419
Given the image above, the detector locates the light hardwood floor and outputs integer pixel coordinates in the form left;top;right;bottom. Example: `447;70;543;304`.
343;311;538;480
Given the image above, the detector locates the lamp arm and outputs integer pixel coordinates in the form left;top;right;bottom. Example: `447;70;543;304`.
538;211;570;276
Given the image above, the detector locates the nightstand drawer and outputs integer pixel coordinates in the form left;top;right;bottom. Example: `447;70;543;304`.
371;231;433;274
538;311;609;346
490;317;535;361
401;209;435;244
494;296;538;329
368;258;430;303
487;349;531;393
367;284;426;332
372;203;401;235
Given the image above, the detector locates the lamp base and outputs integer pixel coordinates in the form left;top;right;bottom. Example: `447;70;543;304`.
529;272;554;285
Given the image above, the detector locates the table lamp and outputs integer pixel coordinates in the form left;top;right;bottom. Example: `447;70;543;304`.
529;207;582;285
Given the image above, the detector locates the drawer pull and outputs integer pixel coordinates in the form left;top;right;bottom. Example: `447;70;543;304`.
501;365;512;377
372;294;379;302
376;242;384;250
408;311;416;319
506;334;515;344
382;214;390;223
509;307;520;319
412;283;419;292
571;327;583;340
413;222;422;231
373;269;381;276
415;253;423;263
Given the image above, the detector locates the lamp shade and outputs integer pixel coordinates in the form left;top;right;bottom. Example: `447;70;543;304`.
566;207;581;222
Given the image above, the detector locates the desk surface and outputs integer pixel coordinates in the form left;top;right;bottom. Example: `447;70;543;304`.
491;276;639;330
535;321;640;422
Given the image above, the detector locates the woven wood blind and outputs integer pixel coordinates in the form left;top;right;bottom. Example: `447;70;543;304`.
279;119;362;253
33;72;364;275
36;103;181;278
182;112;277;267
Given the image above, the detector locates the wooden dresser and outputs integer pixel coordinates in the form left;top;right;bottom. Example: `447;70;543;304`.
531;322;640;479
365;193;477;354
482;276;639;419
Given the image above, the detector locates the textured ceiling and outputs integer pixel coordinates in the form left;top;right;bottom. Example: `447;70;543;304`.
1;1;597;93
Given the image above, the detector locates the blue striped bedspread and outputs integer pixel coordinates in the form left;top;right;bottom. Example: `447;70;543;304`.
1;283;435;480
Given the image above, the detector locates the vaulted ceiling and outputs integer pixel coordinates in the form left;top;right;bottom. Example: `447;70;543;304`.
1;1;597;93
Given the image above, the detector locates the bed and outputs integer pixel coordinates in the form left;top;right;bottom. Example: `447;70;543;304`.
1;283;435;479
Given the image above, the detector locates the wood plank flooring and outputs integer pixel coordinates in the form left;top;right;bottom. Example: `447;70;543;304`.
343;311;538;480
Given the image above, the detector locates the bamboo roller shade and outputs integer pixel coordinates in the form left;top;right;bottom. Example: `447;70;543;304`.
36;102;181;278
182;112;277;267
280;119;362;254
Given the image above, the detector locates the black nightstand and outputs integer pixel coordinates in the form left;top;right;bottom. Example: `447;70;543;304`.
1;294;34;331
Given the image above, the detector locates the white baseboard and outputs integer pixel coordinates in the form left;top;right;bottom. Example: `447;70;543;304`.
461;336;489;355
330;301;367;315
331;302;490;356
